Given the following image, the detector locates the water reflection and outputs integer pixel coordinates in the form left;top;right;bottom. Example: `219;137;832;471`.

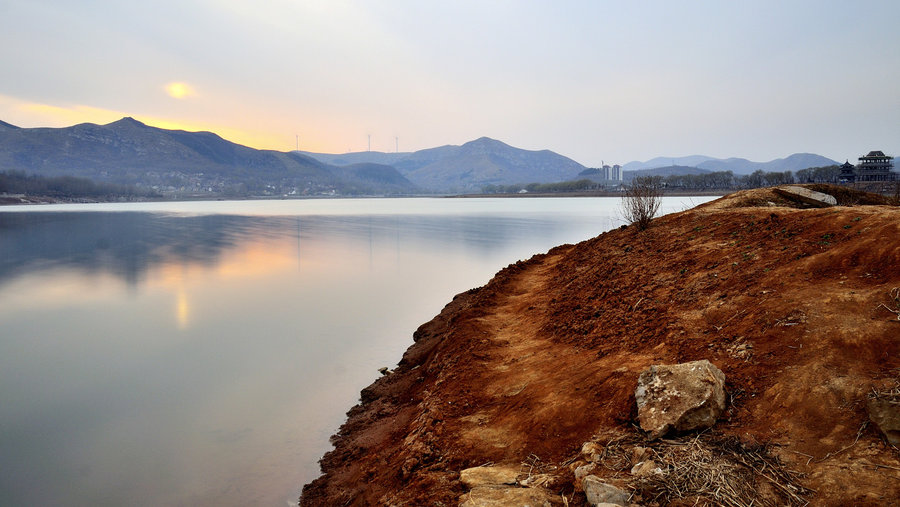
0;197;714;506
0;212;597;288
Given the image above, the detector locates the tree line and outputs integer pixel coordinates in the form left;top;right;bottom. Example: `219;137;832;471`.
480;179;602;194
663;165;841;190
481;165;843;194
0;170;159;200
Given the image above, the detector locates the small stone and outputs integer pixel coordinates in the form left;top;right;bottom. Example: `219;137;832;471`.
630;460;664;478
573;463;597;491
581;441;604;462
582;475;630;506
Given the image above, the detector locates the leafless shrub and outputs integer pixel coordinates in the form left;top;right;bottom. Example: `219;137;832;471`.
622;176;663;230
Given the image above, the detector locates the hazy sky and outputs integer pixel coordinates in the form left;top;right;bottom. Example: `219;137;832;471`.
2;0;898;165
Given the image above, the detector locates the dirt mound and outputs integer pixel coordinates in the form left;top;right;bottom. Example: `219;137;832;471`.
301;188;900;506
700;184;895;210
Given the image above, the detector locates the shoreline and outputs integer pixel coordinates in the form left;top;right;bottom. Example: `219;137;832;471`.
300;185;900;505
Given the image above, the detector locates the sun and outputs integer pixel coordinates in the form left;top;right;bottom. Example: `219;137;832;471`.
165;82;195;99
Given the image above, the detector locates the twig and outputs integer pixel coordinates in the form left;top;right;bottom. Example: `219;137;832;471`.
632;297;644;312
816;421;867;462
862;461;900;472
788;449;815;466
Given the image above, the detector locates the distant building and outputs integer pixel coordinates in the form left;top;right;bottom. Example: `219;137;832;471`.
855;150;895;182
839;160;856;183
600;164;611;180
581;163;622;183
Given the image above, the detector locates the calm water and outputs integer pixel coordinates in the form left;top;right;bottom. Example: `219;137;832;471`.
0;196;713;506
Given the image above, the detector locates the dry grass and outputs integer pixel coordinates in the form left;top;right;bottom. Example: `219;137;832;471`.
869;378;900;404
592;433;811;507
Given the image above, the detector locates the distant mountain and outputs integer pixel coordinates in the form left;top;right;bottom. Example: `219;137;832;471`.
622;155;717;172
328;163;416;193
0;118;416;196
697;153;839;174
0;119;20;132
297;150;410;167
623;153;838;175
304;137;586;192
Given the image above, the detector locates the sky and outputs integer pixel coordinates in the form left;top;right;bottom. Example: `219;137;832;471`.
2;0;898;166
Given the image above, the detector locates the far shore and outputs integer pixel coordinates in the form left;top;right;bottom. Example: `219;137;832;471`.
444;189;725;198
1;190;725;206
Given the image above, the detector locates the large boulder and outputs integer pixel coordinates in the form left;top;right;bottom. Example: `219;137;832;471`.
635;359;726;439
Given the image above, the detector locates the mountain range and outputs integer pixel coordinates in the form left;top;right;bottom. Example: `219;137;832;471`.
0;118;415;196
622;153;839;175
0;117;846;196
302;137;587;192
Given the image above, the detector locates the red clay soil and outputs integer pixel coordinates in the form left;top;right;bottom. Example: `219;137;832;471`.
300;186;900;506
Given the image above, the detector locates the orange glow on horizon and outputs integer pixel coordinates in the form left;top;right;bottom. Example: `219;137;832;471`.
7;96;302;152
3;94;383;155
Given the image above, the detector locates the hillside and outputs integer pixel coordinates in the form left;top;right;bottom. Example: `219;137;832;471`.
301;186;900;506
304;138;587;192
697;153;839;174
0;118;416;196
296;150;411;168
622;155;717;172
624;153;839;175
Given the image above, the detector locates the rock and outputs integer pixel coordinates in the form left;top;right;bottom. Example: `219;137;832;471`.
582;475;630;506
773;186;837;207
459;466;521;488
518;473;557;489
867;395;900;445
630;446;649;463
630;460;664;477
459;485;557;506
635;359;726;439
573;463;597;491
581;441;603;462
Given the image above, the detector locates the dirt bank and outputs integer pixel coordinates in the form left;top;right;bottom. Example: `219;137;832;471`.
301;186;900;506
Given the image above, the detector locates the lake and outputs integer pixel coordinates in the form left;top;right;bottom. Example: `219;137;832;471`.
0;196;714;506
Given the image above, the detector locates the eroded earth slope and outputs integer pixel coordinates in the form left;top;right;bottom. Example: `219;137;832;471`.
302;186;900;506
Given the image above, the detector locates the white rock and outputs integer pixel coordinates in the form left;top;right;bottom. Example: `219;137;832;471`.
773;186;837;207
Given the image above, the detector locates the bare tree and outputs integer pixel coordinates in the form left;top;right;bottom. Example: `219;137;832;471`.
622;176;663;230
